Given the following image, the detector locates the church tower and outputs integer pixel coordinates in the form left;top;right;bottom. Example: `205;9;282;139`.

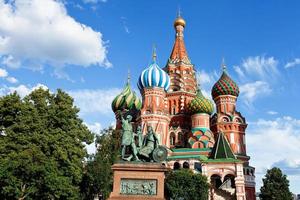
165;14;197;147
138;49;171;145
187;84;215;149
210;62;248;159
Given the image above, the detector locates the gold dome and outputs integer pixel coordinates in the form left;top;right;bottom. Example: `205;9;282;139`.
174;17;186;28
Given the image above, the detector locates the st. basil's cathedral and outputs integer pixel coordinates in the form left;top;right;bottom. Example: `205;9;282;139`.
111;14;256;200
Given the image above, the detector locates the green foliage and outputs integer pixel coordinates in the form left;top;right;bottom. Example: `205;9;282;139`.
80;127;120;200
260;167;293;200
165;169;209;200
0;89;93;199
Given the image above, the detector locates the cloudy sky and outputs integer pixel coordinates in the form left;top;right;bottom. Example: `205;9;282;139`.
1;0;300;193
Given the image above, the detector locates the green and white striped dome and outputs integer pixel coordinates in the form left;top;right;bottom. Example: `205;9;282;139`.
112;81;142;112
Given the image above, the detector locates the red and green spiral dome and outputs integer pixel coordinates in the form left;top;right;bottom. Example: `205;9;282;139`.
211;71;239;99
187;89;214;115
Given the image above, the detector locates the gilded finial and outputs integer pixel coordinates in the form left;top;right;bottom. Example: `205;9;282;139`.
152;44;157;62
174;10;186;28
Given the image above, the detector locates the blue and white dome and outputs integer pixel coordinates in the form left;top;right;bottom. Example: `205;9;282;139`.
138;60;170;91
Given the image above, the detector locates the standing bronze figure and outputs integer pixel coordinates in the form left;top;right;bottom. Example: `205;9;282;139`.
119;112;139;161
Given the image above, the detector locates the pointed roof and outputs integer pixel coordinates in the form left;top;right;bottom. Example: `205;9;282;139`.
210;132;236;160
169;15;190;64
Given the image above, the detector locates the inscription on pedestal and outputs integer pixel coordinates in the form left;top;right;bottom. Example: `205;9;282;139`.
120;179;157;195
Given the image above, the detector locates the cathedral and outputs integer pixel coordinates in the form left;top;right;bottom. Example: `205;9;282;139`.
111;14;256;200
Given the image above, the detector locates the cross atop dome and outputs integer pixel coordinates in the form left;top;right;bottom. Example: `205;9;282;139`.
221;57;227;71
152;44;157;62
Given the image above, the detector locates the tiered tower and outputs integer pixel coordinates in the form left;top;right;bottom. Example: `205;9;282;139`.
210;62;248;159
165;14;197;147
210;62;256;200
137;50;171;145
187;85;215;149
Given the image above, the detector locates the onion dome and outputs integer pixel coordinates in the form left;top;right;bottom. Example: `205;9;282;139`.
138;48;170;91
187;88;214;115
174;16;186;28
112;76;142;112
211;64;239;99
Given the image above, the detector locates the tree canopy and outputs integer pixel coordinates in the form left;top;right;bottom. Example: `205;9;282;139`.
165;169;209;200
260;167;293;200
0;89;94;199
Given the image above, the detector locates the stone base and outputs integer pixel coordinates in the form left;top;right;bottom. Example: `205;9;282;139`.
108;162;168;200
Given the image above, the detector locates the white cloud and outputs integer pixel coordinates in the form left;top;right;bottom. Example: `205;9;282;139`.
0;67;18;83
83;0;107;3
0;83;48;98
6;76;18;83
267;110;278;115
195;70;218;100
0;68;8;77
247;116;300;193
239;81;272;107
235;56;279;82
69;88;122;115
197;70;216;85
285;58;300;69
0;0;111;73
84;122;102;134
1;55;21;69
121;17;130;34
233;65;245;79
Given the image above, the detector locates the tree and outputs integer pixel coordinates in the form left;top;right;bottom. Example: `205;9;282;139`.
165;169;209;200
80;127;120;200
260;167;293;200
0;89;94;199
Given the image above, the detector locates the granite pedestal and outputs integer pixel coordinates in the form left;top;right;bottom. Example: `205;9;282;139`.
108;162;167;200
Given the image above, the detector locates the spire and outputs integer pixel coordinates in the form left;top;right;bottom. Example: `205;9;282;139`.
210;132;236;160
170;11;190;63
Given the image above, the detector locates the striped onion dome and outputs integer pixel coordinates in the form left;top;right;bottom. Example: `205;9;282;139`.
212;69;239;99
111;80;142;112
137;55;170;91
187;88;214;115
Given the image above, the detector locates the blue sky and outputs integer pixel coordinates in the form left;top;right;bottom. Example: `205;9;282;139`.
1;0;300;193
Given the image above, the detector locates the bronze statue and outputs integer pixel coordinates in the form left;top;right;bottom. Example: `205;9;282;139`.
138;126;159;160
118;113;167;162
119;112;139;161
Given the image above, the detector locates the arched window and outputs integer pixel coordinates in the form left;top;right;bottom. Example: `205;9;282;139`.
211;175;222;188
183;162;190;169
173;162;181;170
